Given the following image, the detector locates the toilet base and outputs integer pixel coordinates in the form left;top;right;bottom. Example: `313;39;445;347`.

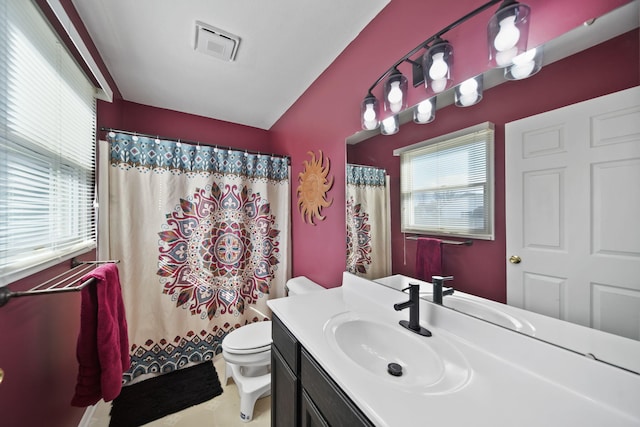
225;361;271;422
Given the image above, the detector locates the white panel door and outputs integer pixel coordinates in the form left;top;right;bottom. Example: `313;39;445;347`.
506;86;640;340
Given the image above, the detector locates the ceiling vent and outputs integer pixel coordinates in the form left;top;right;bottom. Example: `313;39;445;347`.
194;21;240;62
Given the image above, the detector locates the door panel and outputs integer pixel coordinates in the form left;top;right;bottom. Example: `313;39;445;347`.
523;168;564;249
522;272;566;319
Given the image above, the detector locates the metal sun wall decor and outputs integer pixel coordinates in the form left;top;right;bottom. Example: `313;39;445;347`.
297;150;334;225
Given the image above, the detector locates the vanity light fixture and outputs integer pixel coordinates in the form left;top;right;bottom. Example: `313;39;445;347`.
454;75;483;107
359;0;531;134
413;97;436;124
487;0;531;67
504;46;542;80
384;67;408;113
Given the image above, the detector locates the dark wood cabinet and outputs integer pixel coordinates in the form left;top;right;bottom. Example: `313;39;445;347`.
301;390;329;427
272;345;298;427
272;315;299;427
271;314;374;427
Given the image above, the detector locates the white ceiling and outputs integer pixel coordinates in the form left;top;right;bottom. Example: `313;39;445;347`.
71;0;390;130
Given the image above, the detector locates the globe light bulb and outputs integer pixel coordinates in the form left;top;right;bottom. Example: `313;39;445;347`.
429;52;448;80
414;99;434;124
496;47;518;67
387;81;402;104
363;120;378;131
431;78;447;93
456;77;481;107
509;62;534;79
459;93;479;107
494;15;520;52
509;48;537;79
417;99;433;115
459;78;478;95
363;105;378;130
387;81;403;113
382;116;398;134
363;104;376;122
361;99;378;131
415;112;430;123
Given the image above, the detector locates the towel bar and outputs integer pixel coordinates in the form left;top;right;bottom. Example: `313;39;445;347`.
0;259;119;308
405;236;473;246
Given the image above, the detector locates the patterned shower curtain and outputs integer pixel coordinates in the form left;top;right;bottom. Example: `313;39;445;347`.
346;164;391;279
99;133;290;385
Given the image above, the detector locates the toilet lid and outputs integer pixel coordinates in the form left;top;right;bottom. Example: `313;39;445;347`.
222;321;272;352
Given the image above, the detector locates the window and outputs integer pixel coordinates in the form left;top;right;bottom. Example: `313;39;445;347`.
396;122;494;240
0;0;97;286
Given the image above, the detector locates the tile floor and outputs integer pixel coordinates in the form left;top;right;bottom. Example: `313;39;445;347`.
88;357;271;426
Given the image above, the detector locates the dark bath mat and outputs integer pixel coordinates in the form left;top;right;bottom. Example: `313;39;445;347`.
109;361;223;427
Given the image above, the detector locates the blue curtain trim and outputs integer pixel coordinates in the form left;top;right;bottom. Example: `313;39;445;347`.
108;133;289;181
347;164;386;186
123;328;226;384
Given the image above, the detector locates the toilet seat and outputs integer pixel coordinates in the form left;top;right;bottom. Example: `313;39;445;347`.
223;344;270;355
222;321;272;354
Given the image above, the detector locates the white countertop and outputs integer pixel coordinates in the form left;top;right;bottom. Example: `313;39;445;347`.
268;273;640;427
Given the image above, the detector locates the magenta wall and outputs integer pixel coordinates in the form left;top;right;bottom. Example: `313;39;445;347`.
0;253;96;427
0;1;635;426
270;0;632;288
347;30;639;302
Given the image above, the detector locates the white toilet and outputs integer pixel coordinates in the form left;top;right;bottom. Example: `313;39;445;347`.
221;276;324;422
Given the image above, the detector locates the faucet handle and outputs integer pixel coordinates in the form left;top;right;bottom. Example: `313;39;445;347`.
401;283;420;292
432;275;454;282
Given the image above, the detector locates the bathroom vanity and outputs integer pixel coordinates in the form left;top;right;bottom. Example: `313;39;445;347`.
268;272;640;427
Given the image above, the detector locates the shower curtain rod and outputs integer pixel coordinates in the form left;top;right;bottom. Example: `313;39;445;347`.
100;127;291;163
348;163;382;168
347;163;387;171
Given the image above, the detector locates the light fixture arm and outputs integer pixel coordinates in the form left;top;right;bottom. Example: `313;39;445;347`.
366;0;504;94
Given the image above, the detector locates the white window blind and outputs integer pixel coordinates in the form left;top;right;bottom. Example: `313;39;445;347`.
397;122;494;240
0;0;97;286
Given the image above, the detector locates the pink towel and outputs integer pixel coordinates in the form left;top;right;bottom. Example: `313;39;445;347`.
71;263;130;407
415;237;442;282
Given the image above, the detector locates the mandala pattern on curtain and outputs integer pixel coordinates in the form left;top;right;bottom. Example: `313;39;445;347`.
158;184;280;321
103;133;290;384
346;164;391;279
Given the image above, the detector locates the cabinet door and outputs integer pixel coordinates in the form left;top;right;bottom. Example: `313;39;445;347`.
271;346;298;427
301;390;329;427
301;348;374;427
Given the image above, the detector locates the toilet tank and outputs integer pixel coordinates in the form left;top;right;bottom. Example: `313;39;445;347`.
285;276;324;296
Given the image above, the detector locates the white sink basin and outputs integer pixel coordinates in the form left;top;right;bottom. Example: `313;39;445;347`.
324;312;471;394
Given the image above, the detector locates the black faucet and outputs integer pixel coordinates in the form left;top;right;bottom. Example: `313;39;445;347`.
393;283;432;337
432;275;454;305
